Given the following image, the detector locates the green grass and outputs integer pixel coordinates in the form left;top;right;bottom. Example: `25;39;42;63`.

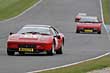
0;0;39;20
102;0;110;24
37;55;110;73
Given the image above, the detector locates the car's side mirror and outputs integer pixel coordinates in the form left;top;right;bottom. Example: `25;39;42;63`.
57;35;61;39
55;34;61;39
10;32;14;35
75;19;80;22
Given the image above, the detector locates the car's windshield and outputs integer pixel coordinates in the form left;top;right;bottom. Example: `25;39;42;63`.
79;17;99;23
17;27;51;35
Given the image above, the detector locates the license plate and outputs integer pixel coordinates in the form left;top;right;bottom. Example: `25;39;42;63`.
19;48;33;52
84;29;93;32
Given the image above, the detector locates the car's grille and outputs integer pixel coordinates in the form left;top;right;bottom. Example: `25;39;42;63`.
19;44;36;48
84;28;97;30
85;28;93;30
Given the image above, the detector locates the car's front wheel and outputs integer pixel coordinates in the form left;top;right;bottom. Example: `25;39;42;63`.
56;46;63;54
7;50;15;56
47;43;55;56
97;31;101;34
76;30;80;33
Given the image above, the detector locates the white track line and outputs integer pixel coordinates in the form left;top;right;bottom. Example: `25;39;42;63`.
100;0;107;31
100;0;105;25
100;0;110;40
100;0;107;32
27;0;110;73
0;0;43;22
27;53;110;73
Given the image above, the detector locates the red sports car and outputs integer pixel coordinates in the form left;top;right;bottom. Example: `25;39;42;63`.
7;25;64;56
76;16;102;34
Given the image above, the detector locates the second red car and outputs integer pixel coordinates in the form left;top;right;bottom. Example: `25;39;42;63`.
76;16;102;34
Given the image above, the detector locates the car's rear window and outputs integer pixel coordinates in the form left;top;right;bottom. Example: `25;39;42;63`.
17;27;51;35
79;17;99;23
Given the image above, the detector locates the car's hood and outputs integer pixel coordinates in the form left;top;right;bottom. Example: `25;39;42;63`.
77;23;101;27
8;34;53;43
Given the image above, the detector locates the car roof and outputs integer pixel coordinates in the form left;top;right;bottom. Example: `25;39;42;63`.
24;24;51;28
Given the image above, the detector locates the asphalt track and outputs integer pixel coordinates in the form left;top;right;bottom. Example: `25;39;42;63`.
0;0;110;73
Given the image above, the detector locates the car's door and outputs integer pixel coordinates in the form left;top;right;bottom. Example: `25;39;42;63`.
50;27;62;49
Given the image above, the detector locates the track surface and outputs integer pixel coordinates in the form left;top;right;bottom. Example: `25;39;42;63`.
0;0;110;73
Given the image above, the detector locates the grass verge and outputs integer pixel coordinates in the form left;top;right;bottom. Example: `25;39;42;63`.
0;0;39;20
102;0;110;24
37;55;110;73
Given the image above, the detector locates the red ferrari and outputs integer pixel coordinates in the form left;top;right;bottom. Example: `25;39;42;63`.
7;25;64;56
76;16;102;34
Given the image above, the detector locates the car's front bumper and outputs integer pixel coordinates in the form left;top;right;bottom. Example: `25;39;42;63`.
79;28;98;32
